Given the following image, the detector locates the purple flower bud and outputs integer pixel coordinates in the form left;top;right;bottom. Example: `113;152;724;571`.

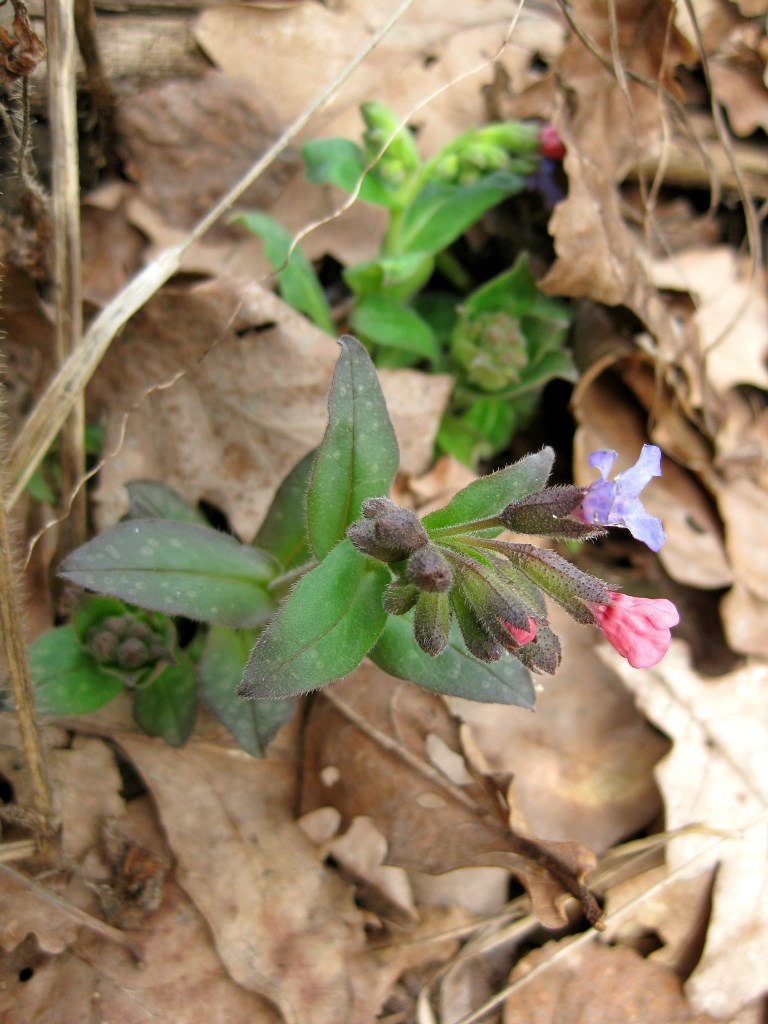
575;445;666;552
406;546;453;593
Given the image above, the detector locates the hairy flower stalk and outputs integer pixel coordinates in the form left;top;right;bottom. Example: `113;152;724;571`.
347;444;679;674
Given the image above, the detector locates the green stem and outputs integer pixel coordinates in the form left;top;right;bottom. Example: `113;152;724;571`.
429;516;504;537
435;250;473;291
267;558;319;594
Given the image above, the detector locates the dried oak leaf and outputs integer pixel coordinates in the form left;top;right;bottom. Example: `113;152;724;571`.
613;643;768;1018
503;940;735;1024
0;0;46;83
301;667;602;929
117;733;405;1024
117;70;294;237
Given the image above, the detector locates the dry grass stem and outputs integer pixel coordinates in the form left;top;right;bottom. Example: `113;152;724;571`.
0;418;55;834
45;0;86;549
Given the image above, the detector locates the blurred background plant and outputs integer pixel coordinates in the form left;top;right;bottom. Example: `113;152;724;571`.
235;102;575;467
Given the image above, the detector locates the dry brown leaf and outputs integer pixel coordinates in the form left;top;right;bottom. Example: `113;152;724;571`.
612;643;768;1017
53;736;126;861
649;247;768;395
116;734;388;1024
503;940;730;1024
606;865;714;975
117;70;294;236
90;278;451;539
450;603;669;854
301;668;602;929
194;1;555;142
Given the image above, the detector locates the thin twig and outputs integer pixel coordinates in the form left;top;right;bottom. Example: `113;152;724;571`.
3;0;418;509
0;862;143;961
45;0;86;551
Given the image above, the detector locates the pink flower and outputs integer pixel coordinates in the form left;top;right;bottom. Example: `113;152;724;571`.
590;592;679;668
501;616;537;647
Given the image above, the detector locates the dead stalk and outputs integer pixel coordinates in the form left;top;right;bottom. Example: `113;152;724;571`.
45;0;86;551
0;414;55;837
5;0;417;510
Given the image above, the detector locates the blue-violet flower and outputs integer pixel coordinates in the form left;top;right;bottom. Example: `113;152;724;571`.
576;445;666;552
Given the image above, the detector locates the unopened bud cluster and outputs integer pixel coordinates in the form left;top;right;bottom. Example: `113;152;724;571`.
432;122;541;186
87;614;168;671
347;485;609;670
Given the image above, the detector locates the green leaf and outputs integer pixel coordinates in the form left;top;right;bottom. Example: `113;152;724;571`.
422;448;554;531
350;295;440;362
344;252;435;303
461;398;517;455
29;627;125;715
233;211;334;333
125;481;207;525
306;336;399;560
133;660;198;747
302;138;396;207
239;539;390;699
369;615;535;708
399;171;526;255
199;626;295;756
60;520;278;628
254;450;315;572
463;253;540;317
435;414;493;468
71;595;131;641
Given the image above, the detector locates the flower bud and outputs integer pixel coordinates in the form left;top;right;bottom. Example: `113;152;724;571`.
451;587;503;662
500;486;603;539
382;581;420;616
347;505;428;563
361;496;399;519
116;637;151;670
514;623;562;674
346;520;399;562
451;310;527;392
406;546;453;593
413;592;451;657
502;543;610;622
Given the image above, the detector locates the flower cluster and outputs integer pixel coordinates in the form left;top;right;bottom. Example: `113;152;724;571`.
348;446;679;673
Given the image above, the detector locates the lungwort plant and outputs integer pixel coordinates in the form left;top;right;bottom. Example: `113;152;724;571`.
31;337;677;753
236;103;575;466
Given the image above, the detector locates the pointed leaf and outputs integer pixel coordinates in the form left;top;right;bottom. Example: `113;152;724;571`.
302;137;397;207
133;660;198;747
60;520;278;628
306;336;399;559
399;171;526;254
233;211;334;333
369;615;535;708
29;627;125;715
239;539;390;699
350;295;440;362
254;450;315;571
423;448;554;531
199;626;295;756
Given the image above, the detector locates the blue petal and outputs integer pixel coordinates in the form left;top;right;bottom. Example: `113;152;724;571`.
588;450;618;480
620;500;666;552
614;444;662;499
580;480;618;524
